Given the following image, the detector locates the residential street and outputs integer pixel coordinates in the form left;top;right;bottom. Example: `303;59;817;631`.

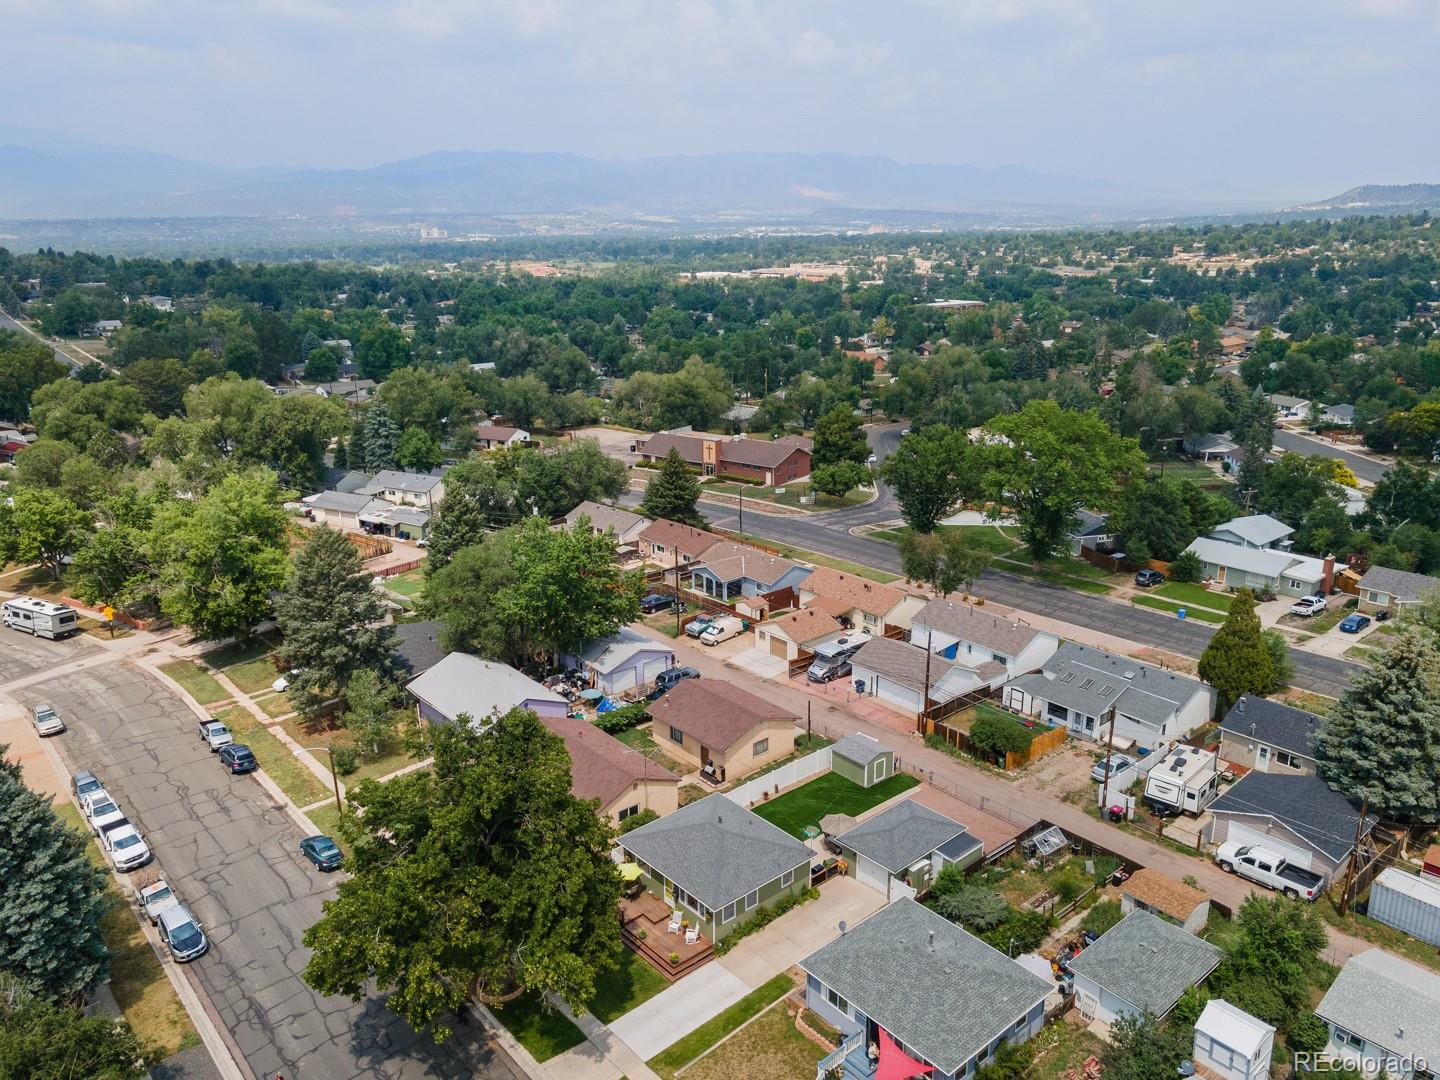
1272;427;1391;484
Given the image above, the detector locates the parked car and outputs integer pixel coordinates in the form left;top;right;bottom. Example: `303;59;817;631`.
300;835;344;872
156;904;208;962
699;615;745;646
649;666;700;698
83;790;126;836
683;613;715;638
198;719;233;751
31;703;65;736
639;593;676;614
218;744;257;774
1338;613;1371;633
866;453;878;465
134;879;181;924
271;668;299;693
1134;569;1165;588
1289;595;1327;617
1090;754;1137;783
71;769;103;802
101;821;151;872
1215;841;1327;900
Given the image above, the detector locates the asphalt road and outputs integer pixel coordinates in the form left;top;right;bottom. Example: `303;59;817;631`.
6;649;518;1080
1272;427;1390;483
0;309;83;372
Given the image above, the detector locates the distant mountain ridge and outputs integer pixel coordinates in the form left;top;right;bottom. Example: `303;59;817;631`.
1296;183;1440;211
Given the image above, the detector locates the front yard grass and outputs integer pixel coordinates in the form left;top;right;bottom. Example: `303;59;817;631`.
222;656;283;695
255;691;296;719
53;803;201;1058
750;771;919;838
1155;582;1233;611
678;1001;825;1080
280;715;419;784
872;524;1022;556
158;660;231;706
489;992;587;1063
1130;595;1228;624
703;481;871;512
588;949;671;1023
212;705;330;808
647;974;795;1080
200;637;274;670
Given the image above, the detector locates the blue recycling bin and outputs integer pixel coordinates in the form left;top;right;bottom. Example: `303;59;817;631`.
1177;607;1186;620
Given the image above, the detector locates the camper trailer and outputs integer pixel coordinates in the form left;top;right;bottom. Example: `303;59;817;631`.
2;596;80;640
1142;743;1219;817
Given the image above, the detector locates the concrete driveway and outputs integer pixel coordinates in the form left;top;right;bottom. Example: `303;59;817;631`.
729;644;788;678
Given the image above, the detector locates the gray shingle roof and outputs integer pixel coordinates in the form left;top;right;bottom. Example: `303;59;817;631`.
391;620;447;677
1069;911;1222;1016
831;733;888;768
1210;514;1294;548
913;598;1051;658
1357;565;1440;604
836;801;968;874
1208;771;1378;863
306;490;373;513
800;899;1052;1074
1218;695;1320;759
1316;950;1440;1066
619;794;812;911
565;501;647;538
1012;642;1209;727
361;469;444;495
851;635;962;693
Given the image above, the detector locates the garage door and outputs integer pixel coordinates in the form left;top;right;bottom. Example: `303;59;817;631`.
1227;821;1312;869
768;634;790;659
856;856;891;897
640;657;668;684
608;666;637;693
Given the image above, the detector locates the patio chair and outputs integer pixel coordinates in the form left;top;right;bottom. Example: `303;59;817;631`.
667;911;682;934
684;926;699;945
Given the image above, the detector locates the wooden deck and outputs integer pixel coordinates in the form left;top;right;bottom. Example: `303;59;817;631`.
619;890;714;981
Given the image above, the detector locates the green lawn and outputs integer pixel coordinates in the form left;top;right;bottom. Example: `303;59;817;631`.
728;533;899;584
281;715;420;784
490;992;587;1063
386;568;426;601
679;1002;825;1080
1131;595;1228;624
201;637;274;669
589;950;671;1023
212;705;331;808
750;771;919;838
158;660;231;706
704;481;871;512
647;975;795;1080
871;524;1021;556
1155;582;1233;611
223;656;283;695
256;692;296;719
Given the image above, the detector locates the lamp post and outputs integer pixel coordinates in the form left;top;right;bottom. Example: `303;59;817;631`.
303;746;344;814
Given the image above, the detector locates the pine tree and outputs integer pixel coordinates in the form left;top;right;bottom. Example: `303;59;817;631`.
1197;588;1272;715
0;751;112;1000
274;527;394;720
346;413;368;472
1315;627;1440;828
640;448;703;526
363;403;398;472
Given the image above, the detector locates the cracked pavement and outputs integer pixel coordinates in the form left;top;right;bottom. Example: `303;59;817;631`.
3;635;519;1080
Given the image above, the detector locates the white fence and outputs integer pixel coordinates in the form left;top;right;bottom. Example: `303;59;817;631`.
725;747;834;808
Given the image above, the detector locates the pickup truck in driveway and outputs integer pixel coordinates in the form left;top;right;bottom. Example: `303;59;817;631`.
1215;841;1327;900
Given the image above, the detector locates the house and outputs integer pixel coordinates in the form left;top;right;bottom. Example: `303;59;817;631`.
911;599;1060;687
645;679;799;783
563;627;674;696
1119;868;1210;934
1315;949;1440;1078
829;733;894;789
1320;403;1356;427
321;338;354;360
390;619;447;677
850;636;987;714
564;501;649;553
797;567;927;633
357;469;446;511
138;294;174;312
1204;770;1378;879
686;541;812;612
1268;394;1311;418
405;652;568;728
1183;537;1333;597
474;424;530;450
1220;334;1250;356
538;714;678;825
1141;743;1220;817
0;439;26;464
303;490;379;532
1068;510;1114;556
314;378;377;404
323;468;373;494
1365;867;1440;948
1184;432;1240;463
1357;565;1440;616
753;599;855;661
834;801;982;900
1209;513;1295;550
1001;642;1216;752
635;430;811;486
1069;911;1222;1027
356;501;431;540
804;899;1052;1080
1217;694;1320;775
1192;999;1275;1080
637;519;724;566
618;794;812;943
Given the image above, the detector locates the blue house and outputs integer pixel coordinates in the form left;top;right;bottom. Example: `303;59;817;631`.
686;540;812;605
803;899;1052;1080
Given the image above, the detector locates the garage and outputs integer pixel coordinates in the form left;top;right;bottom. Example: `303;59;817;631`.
607;665;637;694
1224;821;1313;870
767;632;790;659
640;656;669;684
855;855;892;897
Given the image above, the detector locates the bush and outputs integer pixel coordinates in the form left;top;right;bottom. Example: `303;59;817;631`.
929;862;970;899
619;809;658;834
934;886;1010;931
970;712;1035;756
714;887;819;954
1287;1011;1329;1055
594;702;649;733
1081;899;1123;936
714;472;765;485
331;746;360;776
1051;869;1086;905
1168;550;1204;583
982;908;1054;954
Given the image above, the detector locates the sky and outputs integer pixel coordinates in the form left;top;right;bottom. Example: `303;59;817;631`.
3;0;1438;205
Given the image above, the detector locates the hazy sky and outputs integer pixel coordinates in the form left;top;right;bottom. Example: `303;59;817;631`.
4;0;1438;203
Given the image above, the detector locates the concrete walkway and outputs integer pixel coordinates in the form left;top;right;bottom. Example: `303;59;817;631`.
607;963;749;1061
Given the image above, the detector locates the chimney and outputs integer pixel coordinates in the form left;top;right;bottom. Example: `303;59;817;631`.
1322;553;1336;594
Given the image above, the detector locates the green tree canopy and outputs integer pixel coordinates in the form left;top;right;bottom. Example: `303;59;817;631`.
363;401;399;472
880;425;974;533
1;488;94;580
1101;1012;1193;1080
0;332;69;420
1211;894;1328;1027
1110;475;1228;562
301;708;623;1040
0;979;155;1080
640;448;703;526
1197;588;1273;715
897;528;992;597
810;458;870;498
811;402;869;471
396;427;443;471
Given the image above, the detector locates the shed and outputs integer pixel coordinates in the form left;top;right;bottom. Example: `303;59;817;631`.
1366;867;1440;948
1119;867;1210;934
829;733;894;788
835;801;981;900
1192;999;1275;1080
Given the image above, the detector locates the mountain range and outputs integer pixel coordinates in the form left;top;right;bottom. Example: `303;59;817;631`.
1293;183;1440;212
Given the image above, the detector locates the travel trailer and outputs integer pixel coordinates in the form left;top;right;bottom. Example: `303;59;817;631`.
2;596;80;640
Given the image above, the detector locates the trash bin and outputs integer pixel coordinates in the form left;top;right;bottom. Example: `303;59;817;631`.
1177;607;1187;620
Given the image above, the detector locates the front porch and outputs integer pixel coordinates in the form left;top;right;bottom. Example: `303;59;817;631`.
816;1036;884;1080
619;889;714;981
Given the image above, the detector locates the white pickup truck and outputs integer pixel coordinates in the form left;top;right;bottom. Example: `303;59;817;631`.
100;819;152;872
198;718;233;751
1215;841;1327;900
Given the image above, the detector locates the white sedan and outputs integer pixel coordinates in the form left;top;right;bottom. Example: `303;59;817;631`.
31;703;65;736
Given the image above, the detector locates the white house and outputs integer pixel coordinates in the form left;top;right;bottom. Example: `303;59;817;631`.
1209;514;1294;550
405;652;568;728
1315;949;1440;1079
910;599;1059;689
474;424;530;450
1268;394;1311;418
1193;999;1275;1080
850;636;985;715
357;469;446;511
1069;911;1222;1027
1001;642;1216;752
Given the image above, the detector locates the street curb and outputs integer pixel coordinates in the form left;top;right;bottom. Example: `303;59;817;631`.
468;1001;554;1080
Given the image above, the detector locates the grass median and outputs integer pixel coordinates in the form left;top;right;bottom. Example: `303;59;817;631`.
647;974;795;1080
1130;595;1227;624
489;991;586;1062
211;705;330;809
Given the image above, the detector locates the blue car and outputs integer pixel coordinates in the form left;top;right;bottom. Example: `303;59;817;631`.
218;743;257;774
300;834;344;871
1338;613;1371;634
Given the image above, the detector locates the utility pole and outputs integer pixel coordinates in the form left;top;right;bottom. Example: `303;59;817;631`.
1337;794;1369;916
304;746;344;813
738;485;744;536
1099;712;1118;817
920;628;933;735
674;544;682;637
807;700;812;747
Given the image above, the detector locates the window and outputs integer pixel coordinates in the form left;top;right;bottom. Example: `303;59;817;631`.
617;805;640;821
722;901;737;922
862;612;878;626
780;868;795;887
669;725;685;744
744;890;759;910
992;654;1009;667
825;987;849;1014
1276;751;1301;769
752;738;769;757
1333;1027;1365;1051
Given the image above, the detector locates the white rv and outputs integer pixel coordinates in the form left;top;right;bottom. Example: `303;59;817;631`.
1142;743;1220;817
2;596;80;640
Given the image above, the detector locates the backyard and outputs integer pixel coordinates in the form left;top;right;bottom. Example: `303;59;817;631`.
384;567;426;604
614;724;693;777
750;770;918;838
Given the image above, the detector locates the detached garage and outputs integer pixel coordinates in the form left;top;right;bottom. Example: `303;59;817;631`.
1204;771;1378;880
849;636;983;715
565;628;675;697
835;800;982;901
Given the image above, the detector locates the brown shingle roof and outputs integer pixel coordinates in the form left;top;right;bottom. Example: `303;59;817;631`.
803;567;907;619
764;598;850;644
639;518;724;559
647;679;799;750
540;715;677;807
639;431;809;470
475;424;523;441
915;598;1049;657
1122;867;1208;923
695;540;804;586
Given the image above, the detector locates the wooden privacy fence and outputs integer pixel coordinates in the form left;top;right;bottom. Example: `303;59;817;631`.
349;533;393;561
1005;724;1068;769
923;710;1067;771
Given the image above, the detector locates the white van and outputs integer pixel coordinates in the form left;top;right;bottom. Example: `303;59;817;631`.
806;636;867;682
699;615;745;646
3;596;80;640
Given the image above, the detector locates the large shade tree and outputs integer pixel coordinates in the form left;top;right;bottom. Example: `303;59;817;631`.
880;425;975;534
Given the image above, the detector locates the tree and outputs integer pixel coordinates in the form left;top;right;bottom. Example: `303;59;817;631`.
1111;476;1227;563
149;470;291;639
933;886;1010;931
274;527;393;719
425;534;524;659
811;403;868;472
304;344;343;382
0;750;112;1000
301;709;623;1040
0;333;68;420
1233;390;1275;504
1168;549;1204;583
1315;626;1440;828
978;401;1145;565
2;489;94;580
1197;589;1272;714
810;459;870;498
116;358;193;418
618;808;658;835
0;981;156;1080
973;1039;1035;1080
1212;894;1328;1026
340;669;407;757
639;448;703;527
507;439;628;520
363;402;399;472
425;460;516;573
396;427;443;471
880;426;973;533
897;529;992;597
69;526;153;610
356;323;412;381
1101;1013;1193;1080
970;712;1034;756
1261;630;1293;693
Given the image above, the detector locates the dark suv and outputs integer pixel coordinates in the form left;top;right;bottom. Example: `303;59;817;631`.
1134;569;1166;588
218;744;258;774
649;666;700;699
639;593;676;614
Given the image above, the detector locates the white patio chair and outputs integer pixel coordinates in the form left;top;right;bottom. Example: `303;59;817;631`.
684;926;700;945
667;911;682;934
